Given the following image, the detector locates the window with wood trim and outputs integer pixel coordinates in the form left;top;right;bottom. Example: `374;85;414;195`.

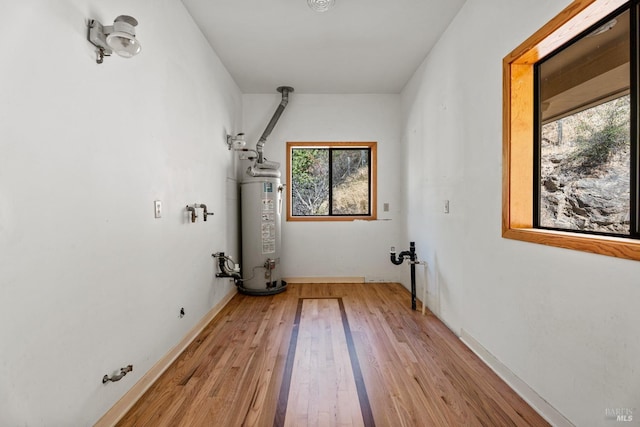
286;142;377;221
535;4;634;237
503;0;640;261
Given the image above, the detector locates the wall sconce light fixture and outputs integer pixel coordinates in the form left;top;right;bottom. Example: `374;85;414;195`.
88;15;141;64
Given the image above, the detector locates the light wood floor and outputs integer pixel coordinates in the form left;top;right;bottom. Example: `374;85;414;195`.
117;283;550;427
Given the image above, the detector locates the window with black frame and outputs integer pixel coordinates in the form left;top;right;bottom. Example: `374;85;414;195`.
287;142;377;220
534;2;638;238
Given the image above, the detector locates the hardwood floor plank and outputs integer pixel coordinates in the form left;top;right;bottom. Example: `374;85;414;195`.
283;299;364;427
116;283;550;427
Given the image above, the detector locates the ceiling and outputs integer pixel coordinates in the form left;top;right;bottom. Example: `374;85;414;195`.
180;0;467;94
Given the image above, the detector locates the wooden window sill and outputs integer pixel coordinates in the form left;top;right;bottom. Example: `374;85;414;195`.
503;227;640;260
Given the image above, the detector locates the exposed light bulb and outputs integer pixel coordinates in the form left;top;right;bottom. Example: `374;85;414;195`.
107;16;141;58
106;33;141;57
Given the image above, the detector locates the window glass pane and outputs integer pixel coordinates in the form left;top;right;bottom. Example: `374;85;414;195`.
331;149;370;215
538;8;631;235
540;97;630;233
291;148;329;216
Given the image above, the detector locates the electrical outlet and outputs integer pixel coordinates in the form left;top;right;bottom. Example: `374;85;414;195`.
154;200;162;218
383;202;390;212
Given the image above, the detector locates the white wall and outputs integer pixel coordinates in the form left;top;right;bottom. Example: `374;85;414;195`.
0;1;241;425
401;0;640;425
242;94;405;282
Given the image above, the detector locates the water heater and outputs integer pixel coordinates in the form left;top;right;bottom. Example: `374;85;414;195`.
239;176;285;295
236;86;293;296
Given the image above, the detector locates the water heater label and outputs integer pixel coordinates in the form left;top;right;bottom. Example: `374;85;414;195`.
262;221;276;254
261;222;275;238
261;196;276;253
262;241;276;254
263;183;273;193
262;199;274;212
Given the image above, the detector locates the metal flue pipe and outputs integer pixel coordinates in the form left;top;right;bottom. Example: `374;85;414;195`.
256;86;294;164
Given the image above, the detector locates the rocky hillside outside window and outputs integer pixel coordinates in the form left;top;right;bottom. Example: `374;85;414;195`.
534;3;637;238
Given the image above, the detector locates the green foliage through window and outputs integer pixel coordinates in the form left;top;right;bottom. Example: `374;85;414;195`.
568;96;630;172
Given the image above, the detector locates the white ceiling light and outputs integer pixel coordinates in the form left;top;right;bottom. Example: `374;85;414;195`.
87;15;141;64
308;0;335;13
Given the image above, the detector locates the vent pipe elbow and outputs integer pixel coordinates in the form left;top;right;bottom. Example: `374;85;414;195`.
246;165;281;178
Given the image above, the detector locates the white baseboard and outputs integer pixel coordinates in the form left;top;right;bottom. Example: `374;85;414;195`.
94;287;238;427
460;329;574;427
284;276;365;283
